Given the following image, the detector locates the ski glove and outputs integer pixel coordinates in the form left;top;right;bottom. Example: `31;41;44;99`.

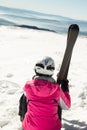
58;80;69;92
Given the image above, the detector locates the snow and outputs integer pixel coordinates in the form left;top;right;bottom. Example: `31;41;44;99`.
0;26;87;130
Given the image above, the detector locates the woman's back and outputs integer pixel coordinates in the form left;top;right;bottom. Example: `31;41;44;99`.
22;79;62;130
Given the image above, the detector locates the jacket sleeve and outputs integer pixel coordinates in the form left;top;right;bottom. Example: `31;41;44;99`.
59;86;71;110
18;94;28;121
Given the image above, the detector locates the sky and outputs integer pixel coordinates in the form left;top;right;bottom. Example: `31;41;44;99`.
0;0;87;21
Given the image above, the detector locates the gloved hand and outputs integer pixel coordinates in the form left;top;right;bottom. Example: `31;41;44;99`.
58;80;69;92
61;80;69;92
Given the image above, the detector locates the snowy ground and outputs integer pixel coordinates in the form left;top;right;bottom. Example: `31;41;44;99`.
0;26;87;130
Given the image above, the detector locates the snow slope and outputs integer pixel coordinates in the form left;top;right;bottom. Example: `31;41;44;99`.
0;26;87;130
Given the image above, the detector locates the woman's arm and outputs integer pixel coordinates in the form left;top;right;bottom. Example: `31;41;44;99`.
58;80;71;110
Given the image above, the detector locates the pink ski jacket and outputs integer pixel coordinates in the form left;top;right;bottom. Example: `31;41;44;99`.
22;78;71;130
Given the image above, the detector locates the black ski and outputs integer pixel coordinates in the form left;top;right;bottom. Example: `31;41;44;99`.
57;24;79;120
57;24;79;81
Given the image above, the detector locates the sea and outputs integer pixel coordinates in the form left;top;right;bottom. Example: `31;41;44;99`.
0;5;87;37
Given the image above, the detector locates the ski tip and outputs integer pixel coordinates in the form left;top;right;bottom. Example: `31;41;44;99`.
69;24;79;31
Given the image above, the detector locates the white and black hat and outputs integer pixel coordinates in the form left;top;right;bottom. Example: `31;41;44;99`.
34;56;55;76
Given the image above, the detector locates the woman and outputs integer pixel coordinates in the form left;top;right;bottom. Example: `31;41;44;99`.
22;56;71;130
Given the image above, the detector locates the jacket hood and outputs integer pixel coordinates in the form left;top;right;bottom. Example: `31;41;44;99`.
30;76;58;97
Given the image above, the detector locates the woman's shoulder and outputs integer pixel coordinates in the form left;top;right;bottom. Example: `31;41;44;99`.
23;80;33;90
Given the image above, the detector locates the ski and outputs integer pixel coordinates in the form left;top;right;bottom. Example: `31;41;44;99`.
57;24;79;120
57;24;79;81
